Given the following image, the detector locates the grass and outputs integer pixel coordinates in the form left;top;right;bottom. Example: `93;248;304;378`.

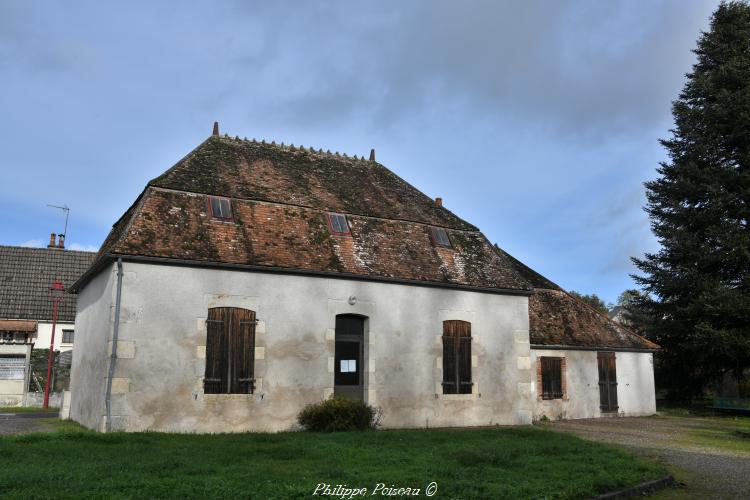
0;424;665;499
0;406;58;414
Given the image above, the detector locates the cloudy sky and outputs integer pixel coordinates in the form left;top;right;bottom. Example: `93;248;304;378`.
0;0;720;303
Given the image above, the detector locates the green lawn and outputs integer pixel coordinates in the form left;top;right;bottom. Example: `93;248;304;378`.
0;406;58;414
0;424;665;499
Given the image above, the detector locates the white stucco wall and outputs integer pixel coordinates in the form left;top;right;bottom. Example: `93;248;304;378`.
69;263;116;429
33;322;75;352
616;351;657;416
531;349;656;420
71;261;534;432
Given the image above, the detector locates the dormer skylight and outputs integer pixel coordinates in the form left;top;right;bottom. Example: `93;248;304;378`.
208;196;233;221
327;213;350;235
430;227;452;248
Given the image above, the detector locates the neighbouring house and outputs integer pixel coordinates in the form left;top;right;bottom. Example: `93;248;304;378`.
69;124;658;432
0;241;96;405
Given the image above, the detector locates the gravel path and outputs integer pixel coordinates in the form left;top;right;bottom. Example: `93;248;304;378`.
547;416;750;499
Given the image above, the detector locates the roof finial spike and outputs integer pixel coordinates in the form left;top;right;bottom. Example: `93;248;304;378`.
369;149;376;162
212;121;219;136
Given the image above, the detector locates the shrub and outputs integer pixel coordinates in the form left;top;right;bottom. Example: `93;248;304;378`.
297;396;381;432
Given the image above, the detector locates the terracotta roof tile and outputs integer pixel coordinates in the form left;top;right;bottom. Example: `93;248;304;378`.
528;288;659;350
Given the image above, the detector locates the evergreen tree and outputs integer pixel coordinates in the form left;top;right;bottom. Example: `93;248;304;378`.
632;1;750;399
568;291;609;314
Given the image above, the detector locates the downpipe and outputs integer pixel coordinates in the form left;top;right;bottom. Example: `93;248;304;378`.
105;258;123;432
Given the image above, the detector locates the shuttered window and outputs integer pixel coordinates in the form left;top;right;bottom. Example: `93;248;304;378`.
442;320;472;394
541;357;563;399
0;356;25;380
204;307;256;394
598;352;618;412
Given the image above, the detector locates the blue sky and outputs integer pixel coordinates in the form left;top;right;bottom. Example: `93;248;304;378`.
0;1;720;304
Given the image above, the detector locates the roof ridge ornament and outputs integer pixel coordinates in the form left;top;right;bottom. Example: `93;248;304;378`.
212;121;219;136
369;149;376;162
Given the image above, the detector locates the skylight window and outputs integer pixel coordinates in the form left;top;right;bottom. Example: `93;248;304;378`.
430;227;452;248
208;196;233;221
327;213;350;235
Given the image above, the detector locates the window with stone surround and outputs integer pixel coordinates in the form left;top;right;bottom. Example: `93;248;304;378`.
539;357;565;400
442;320;472;394
208;196;233;221
204;307;256;394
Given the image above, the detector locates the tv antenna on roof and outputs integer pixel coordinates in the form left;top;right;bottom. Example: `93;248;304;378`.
47;204;70;238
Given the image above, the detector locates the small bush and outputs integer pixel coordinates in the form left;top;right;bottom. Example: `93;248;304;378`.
297;397;380;432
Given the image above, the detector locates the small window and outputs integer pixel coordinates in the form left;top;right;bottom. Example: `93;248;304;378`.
430;227;452;248
340;359;357;373
208;196;233;221
327;213;350;235
62;329;74;344
541;357;564;400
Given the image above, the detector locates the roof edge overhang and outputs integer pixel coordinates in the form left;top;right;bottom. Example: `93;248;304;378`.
0;319;38;332
71;253;533;297
530;343;659;353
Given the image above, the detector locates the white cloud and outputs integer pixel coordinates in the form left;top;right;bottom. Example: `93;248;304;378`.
67;243;98;252
19;239;44;248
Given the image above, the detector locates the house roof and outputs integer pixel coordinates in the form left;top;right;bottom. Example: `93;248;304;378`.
0;246;96;324
73;131;657;351
497;247;658;350
75;135;532;294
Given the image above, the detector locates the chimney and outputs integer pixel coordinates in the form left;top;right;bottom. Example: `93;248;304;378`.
212;121;220;136
47;233;56;248
57;234;65;249
369;149;376;162
435;197;443;207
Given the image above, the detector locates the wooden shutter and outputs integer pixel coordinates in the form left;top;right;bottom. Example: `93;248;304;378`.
204;307;230;394
231;308;256;394
442;320;472;395
598;352;618;411
541;357;563;399
204;307;256;394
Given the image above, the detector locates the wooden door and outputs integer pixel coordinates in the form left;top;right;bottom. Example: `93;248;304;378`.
334;315;365;401
598;352;618;412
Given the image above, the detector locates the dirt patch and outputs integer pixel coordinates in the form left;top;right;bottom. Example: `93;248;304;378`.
546;415;750;499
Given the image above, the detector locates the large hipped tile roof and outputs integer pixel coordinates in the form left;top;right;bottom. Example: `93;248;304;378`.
79;135;531;293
